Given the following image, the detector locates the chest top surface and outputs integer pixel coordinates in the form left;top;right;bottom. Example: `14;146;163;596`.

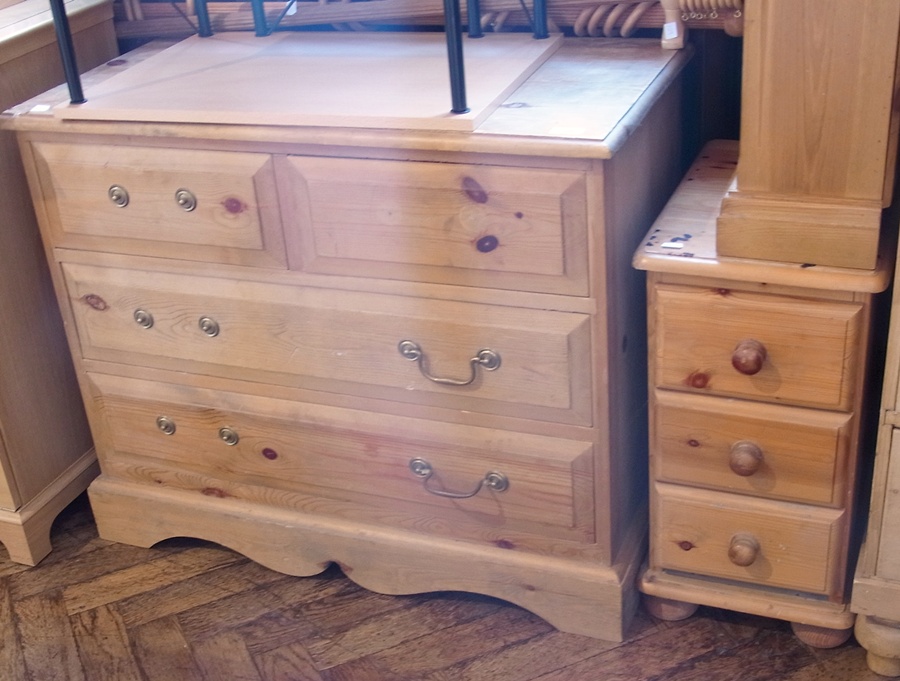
3;34;689;159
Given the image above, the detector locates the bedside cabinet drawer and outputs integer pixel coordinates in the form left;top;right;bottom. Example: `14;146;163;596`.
653;483;846;595
652;284;864;410
88;373;596;545
29;142;287;268
277;156;588;295
65;263;593;425
654;390;851;505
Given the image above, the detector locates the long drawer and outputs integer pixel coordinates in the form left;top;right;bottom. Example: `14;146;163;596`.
88;373;596;544
277;155;588;295
652;482;846;595
28;141;287;268
64;263;593;425
652;283;864;411
653;390;852;505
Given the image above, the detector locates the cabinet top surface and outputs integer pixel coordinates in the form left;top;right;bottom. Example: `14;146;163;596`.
2;34;689;158
633;140;892;292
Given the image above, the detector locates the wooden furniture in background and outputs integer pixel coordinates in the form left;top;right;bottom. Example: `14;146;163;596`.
853;230;900;675
4;35;690;640
716;0;900;269
634;140;891;647
0;0;116;564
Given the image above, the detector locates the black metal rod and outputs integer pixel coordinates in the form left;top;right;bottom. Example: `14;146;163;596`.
443;0;469;114
48;0;85;104
250;0;268;37
467;0;483;38
533;0;548;38
195;0;213;37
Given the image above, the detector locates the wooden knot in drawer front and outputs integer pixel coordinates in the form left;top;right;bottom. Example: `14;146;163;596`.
221;197;246;214
81;294;108;311
462;176;489;204
684;371;710;389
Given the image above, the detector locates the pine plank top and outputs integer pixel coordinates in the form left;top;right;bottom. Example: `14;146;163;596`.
52;31;564;131
3;36;689;158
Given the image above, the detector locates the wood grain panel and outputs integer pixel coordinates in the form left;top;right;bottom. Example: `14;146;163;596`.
64;263;594;424
31;141;287;268
652;283;863;410
652;483;846;596
653;389;852;505
88;373;596;542
278;155;588;295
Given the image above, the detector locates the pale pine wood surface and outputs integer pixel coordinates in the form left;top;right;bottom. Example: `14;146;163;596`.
652;482;845;596
53;32;564;131
0;492;887;681
62;262;594;424
653;389;851;507
6;36;692;641
651;283;864;411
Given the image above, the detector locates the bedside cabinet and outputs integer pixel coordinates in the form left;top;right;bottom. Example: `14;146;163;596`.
0;0;116;564
4;35;690;640
634;140;890;647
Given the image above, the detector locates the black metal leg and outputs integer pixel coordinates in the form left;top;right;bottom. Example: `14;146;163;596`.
443;0;469;114
250;0;268;37
533;0;548;38
48;0;85;104
195;0;213;37
467;0;483;38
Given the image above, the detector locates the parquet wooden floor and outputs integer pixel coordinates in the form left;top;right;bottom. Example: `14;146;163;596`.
0;493;886;680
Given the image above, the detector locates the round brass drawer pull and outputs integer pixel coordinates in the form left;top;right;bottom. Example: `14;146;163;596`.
218;427;239;446
133;309;154;329
175;188;197;212
731;338;767;375
408;457;508;498
108;184;129;207
398;340;500;387
728;533;761;567
199;316;220;337
729;440;764;476
156;416;176;435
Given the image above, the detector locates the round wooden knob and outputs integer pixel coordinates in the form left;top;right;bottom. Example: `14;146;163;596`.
731;339;767;375
729;441;764;476
728;533;761;567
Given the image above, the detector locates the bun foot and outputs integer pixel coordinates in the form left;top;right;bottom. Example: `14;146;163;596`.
855;615;900;676
791;621;853;649
642;594;699;622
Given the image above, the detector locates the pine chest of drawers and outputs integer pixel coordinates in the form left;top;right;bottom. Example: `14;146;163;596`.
634;141;890;646
4;35;690;640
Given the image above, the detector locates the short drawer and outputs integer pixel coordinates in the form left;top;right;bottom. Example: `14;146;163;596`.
65;263;593;425
29;141;287;268
652;284;864;411
654;390;852;505
277;156;588;295
652;483;846;596
87;373;596;545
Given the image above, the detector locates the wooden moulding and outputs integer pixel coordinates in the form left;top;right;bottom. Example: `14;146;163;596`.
716;190;885;270
88;475;646;641
640;566;856;632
